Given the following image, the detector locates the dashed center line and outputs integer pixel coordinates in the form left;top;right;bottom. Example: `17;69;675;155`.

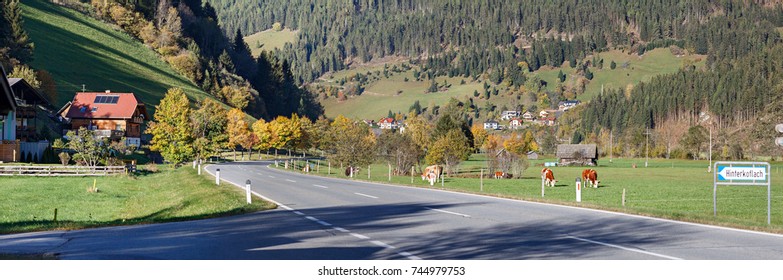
285;179;296;183
354;192;379;199
313;184;329;189
565;235;682;260
371;240;395;249
350;233;370;240
425;207;471;218
268;175;275;178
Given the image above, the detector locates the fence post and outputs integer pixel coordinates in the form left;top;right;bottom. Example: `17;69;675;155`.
328;161;331;175
480;169;484;192
388;164;391;182
411;166;414;184
622;188;626;207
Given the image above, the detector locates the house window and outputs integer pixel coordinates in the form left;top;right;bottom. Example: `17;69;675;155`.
116;124;122;131
92;107;98;112
80;107;87;113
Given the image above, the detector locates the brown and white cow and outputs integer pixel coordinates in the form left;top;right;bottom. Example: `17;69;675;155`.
421;165;442;181
494;171;512;179
541;168;556;187
585;169;599;188
344;166;360;177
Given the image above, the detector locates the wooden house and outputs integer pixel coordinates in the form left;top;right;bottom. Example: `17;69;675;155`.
7;78;54;141
60;91;148;146
556;144;598;166
1;66;20;162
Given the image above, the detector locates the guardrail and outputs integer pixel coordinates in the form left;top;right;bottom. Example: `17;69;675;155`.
0;165;127;176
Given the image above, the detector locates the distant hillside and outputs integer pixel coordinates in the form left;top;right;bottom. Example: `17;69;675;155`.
244;28;298;57
21;0;212;113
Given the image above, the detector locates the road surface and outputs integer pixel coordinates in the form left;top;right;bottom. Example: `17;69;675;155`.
3;160;783;259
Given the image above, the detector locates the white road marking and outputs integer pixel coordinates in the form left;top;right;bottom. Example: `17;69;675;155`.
354;192;379;199
269;175;275;178
350;233;370;240
317;220;332;226
293;211;305;216
333;227;350;233
565;235;682;260
285;179;296;183
370;240;395;249
424;207;471;218
313;184;329;189
398;252;422;260
279;205;293;211
305;216;319;222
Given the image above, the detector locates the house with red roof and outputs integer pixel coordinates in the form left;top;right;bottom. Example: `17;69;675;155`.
378;117;398;130
59;91;148;146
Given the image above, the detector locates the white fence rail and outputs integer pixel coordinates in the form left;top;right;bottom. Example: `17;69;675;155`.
0;165;126;176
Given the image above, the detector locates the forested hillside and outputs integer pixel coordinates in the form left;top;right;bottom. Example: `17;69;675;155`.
210;0;783;83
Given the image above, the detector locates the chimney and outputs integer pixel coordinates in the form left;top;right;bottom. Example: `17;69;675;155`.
105;90;111;93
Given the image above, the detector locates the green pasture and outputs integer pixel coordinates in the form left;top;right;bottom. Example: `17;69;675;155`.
244;28;299;57
0;165;274;234
276;156;783;232
21;1;210;112
319;48;706;120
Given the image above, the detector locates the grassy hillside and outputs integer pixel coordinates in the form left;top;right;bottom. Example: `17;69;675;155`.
244;28;298;57
21;0;211;112
318;48;705;120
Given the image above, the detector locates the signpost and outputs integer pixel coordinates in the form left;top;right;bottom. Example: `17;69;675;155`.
713;161;771;224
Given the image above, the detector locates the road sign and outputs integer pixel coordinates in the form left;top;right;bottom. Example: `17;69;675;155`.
716;165;767;181
777;137;783;147
776;124;783;133
713;161;771;224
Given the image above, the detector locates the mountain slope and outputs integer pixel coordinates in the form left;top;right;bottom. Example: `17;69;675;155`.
21;0;211;113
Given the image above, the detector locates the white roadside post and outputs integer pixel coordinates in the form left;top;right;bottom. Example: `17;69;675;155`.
411;166;415;184
541;175;545;197
368;165;371;179
215;168;220;186
576;177;582;202
245;180;252;204
198;163;201;175
388;164;391;182
441;172;444;187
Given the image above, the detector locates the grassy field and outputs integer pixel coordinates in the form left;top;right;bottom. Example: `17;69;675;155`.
0;165;274;234
244;28;299;57
276;156;783;232
318;48;705;120
21;0;211;112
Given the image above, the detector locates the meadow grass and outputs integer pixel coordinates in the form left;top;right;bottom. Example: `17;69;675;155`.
0;165;275;234
21;1;211;113
277;156;783;232
244;28;299;57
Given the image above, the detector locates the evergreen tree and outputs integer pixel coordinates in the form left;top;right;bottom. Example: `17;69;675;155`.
1;0;33;63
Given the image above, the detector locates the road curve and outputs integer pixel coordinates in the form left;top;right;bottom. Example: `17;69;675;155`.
205;161;783;260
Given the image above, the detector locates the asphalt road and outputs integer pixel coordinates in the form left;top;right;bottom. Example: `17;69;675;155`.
3;160;783;260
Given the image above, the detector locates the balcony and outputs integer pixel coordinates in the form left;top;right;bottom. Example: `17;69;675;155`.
63;129;125;140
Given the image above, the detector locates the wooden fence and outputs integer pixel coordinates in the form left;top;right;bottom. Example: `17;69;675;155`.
0;165;126;176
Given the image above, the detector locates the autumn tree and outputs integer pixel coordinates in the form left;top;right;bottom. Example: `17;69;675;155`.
191;98;228;161
376;130;422;175
327;115;376;168
470;124;488;152
426;129;471;176
226;108;251;161
251;118;273;152
147;88;194;164
65;128;104;167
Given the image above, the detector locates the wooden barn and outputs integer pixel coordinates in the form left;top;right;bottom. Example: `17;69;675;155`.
556;144;598;166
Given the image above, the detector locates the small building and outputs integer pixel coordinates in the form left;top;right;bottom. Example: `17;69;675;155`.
522;111;535;121
509;118;523;129
60;91;148;146
1;66;20;162
483;120;499;130
558;100;580;111
526;151;539;160
378;117;398;129
556;144;598;166
500;110;520;120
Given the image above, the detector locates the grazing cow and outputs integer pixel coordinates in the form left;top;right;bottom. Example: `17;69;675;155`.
586;169;599;188
581;169;593;186
344;166;360;177
421;165;442;181
541;168;557;187
494;171;512;179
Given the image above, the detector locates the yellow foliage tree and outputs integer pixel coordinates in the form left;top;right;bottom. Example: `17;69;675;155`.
226;108;251;161
470;124;488;151
146;88;194;164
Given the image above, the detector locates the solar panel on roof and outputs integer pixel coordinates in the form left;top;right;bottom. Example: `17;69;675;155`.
95;95;119;104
